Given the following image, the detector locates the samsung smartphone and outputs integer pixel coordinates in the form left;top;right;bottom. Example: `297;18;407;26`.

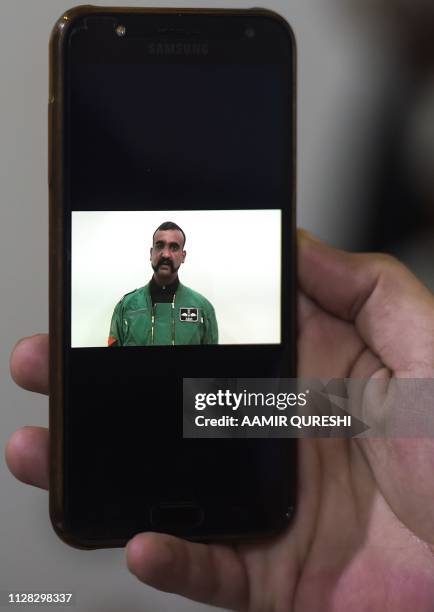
49;6;296;548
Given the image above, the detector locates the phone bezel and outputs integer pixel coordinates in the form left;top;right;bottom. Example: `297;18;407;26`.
49;6;297;549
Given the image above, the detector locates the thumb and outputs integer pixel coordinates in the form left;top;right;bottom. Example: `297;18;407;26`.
297;230;434;376
126;533;247;610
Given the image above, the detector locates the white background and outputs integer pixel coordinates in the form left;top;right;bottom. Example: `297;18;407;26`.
72;210;281;346
1;1;409;611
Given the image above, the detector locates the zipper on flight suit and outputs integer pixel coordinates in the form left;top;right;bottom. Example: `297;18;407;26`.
172;294;176;345
150;293;176;345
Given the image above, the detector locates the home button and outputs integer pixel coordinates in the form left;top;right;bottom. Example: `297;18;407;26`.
150;503;204;530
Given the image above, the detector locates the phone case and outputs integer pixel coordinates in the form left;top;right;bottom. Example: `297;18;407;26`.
49;5;297;548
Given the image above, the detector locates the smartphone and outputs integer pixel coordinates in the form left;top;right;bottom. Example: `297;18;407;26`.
49;6;297;548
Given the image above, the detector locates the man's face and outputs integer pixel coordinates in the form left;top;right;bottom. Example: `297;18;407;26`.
150;229;186;282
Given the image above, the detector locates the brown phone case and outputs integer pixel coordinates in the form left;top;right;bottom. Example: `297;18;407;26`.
49;5;296;548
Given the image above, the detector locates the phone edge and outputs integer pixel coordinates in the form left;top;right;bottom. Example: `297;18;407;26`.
48;4;297;550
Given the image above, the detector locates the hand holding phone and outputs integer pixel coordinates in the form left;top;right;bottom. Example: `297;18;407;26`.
8;234;434;609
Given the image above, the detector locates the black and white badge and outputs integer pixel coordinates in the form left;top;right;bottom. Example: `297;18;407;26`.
180;307;199;322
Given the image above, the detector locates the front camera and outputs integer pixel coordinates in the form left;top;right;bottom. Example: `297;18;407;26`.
115;24;126;37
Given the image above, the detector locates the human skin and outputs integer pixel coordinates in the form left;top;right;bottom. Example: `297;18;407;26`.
150;228;186;285
6;230;434;612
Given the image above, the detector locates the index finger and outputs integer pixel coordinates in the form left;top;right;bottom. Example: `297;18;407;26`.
298;231;434;376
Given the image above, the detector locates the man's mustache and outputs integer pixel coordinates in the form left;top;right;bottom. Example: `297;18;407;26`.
157;258;174;271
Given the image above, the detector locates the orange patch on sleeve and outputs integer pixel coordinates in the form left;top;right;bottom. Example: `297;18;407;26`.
108;336;118;347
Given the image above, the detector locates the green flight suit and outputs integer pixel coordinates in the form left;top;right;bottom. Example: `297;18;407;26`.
108;282;218;346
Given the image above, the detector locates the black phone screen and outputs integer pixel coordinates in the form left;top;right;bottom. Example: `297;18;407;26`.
54;10;296;546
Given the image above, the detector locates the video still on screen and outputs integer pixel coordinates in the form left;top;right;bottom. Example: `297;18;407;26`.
71;209;281;347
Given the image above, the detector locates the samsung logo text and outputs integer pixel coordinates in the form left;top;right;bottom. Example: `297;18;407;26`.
148;42;209;56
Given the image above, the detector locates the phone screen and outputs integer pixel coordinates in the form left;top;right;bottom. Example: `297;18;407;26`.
52;11;296;545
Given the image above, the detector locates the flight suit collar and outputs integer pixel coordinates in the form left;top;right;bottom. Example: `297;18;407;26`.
149;275;180;305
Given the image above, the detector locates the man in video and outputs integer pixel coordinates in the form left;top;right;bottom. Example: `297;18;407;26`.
108;221;218;346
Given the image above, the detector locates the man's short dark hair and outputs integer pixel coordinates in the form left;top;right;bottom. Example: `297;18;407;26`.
153;221;186;247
